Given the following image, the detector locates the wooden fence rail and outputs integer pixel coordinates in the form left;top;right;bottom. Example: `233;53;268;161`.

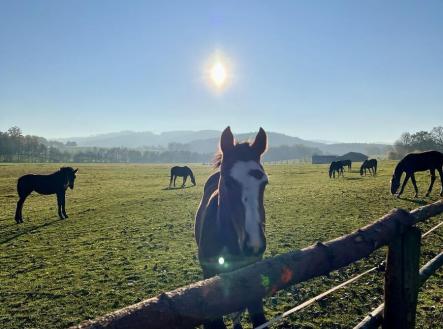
72;200;443;329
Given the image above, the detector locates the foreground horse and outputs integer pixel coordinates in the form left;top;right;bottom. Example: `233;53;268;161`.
169;166;196;188
341;159;352;171
391;150;443;198
195;127;269;329
329;161;344;178
15;167;78;223
360;159;377;176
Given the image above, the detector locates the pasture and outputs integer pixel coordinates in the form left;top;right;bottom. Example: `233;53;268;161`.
0;162;442;329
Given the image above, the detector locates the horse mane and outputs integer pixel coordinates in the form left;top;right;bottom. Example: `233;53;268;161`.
212;151;223;168
59;167;75;174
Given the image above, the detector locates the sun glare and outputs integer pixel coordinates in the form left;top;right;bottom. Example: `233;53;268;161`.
210;62;227;87
204;51;232;92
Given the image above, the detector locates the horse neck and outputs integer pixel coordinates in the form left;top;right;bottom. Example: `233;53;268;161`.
216;187;245;255
56;170;69;184
394;160;405;177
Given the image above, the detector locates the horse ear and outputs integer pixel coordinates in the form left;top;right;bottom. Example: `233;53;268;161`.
220;126;234;154
251;127;267;155
74;168;78;173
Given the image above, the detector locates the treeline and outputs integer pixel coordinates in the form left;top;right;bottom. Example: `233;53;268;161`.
0;126;70;162
388;126;443;159
263;144;321;162
0;127;211;163
1;127;322;163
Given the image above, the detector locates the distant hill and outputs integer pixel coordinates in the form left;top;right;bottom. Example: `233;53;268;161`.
59;130;390;156
59;130;221;148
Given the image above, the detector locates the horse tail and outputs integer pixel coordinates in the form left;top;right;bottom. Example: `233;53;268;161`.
17;175;30;198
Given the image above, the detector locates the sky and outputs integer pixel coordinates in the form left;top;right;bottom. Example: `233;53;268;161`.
0;1;442;143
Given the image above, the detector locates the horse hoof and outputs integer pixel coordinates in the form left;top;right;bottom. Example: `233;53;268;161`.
64;215;69;219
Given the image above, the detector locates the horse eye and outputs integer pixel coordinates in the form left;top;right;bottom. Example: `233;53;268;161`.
249;170;264;180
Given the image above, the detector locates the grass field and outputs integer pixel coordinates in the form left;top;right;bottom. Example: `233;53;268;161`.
0;162;442;329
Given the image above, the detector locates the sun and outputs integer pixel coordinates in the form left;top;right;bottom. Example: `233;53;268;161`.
204;50;232;92
210;62;227;87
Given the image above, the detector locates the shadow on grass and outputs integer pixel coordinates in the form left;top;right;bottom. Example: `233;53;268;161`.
0;219;62;245
162;185;195;191
397;196;428;206
344;177;363;181
0;291;65;299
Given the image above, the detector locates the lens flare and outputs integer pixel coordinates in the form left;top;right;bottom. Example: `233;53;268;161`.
218;257;225;265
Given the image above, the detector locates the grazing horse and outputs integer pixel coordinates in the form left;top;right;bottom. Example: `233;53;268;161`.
341;159;352;171
391;150;443;198
195;127;269;329
329;161;344;178
15;167;78;223
360;159;377;176
169;166;196;188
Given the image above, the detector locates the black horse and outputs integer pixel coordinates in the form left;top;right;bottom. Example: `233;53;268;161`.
360;159;377;176
15;167;78;223
329;161;344;178
391;150;443;198
341;159;352;171
169;166;196;188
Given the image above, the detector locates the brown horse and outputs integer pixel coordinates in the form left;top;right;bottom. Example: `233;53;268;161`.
195;127;269;329
391;150;443;198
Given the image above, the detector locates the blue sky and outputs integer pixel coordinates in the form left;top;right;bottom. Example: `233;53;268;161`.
1;1;442;143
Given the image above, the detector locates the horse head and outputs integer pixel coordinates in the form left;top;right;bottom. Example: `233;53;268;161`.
189;170;196;186
360;160;367;176
390;174;400;195
217;127;269;256
61;167;78;189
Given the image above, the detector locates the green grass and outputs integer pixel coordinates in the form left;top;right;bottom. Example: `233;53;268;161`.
0;162;442;329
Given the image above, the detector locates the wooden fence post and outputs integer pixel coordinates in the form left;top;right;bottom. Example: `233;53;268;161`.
383;226;421;329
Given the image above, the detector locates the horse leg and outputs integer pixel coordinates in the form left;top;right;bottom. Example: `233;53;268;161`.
203;319;227;329
173;176;177;187
397;174;410;197
232;311;244;329
410;174;419;198
61;192;68;218
425;169;436;197
248;299;267;328
169;175;173;188
437;167;443;197
182;176;187;188
56;193;64;219
15;196;27;224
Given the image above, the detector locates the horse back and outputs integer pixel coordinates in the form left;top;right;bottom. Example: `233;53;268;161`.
402;151;443;172
18;173;62;196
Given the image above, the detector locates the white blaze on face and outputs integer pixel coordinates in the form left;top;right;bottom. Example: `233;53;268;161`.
230;160;268;253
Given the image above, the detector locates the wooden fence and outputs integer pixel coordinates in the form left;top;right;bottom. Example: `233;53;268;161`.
72;200;443;329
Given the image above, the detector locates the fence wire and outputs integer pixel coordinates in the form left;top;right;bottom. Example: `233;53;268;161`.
254;219;443;329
